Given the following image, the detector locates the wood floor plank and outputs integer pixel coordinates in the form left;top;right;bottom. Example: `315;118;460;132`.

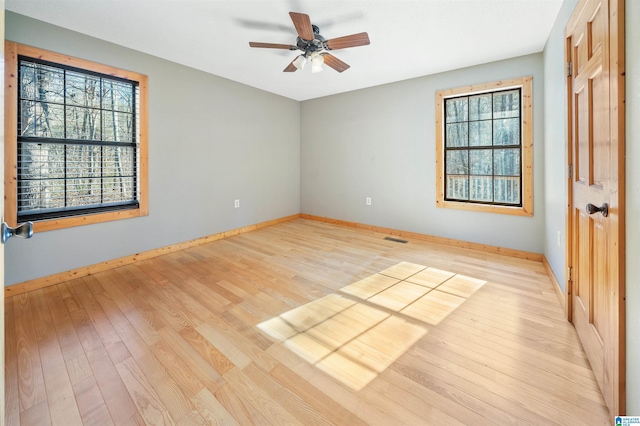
30;290;83;426
72;376;114;426
376;369;481;426
5;219;611;425
269;363;367;426
70;280;132;365
222;367;301;425
4;297;21;426
150;338;207;398
178;326;235;376
214;382;269;425
189;388;239;426
85;345;140;424
242;362;332;425
20;399;52;426
14;293;48;413
115;357;175;425
158;326;226;394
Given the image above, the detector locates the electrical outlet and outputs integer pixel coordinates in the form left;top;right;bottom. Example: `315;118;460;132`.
557;231;561;247
234;199;240;208
366;197;372;206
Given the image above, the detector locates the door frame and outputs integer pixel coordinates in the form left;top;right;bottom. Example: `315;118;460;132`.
565;0;626;416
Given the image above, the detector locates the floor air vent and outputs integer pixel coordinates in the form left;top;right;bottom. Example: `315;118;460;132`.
384;236;408;244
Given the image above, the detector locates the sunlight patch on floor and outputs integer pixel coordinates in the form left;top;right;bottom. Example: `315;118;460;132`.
257;261;486;390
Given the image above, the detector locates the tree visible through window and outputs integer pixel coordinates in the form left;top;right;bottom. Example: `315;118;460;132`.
436;77;533;216
4;42;148;231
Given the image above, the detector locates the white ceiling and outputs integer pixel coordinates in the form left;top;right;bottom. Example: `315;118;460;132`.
5;0;563;101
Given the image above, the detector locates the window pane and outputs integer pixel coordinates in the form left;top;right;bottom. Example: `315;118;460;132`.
67;145;102;178
102;111;134;142
103;146;135;177
493;148;521;176
446;175;468;200
18;178;65;212
445;98;468;123
493;118;520;146
493;89;520;118
35;64;65;104
20;63;36;100
469;121;492;146
470;176;493;202
18;142;65;180
494;176;520;204
446;150;468;175
66;71;101;108
446;123;468;147
20;101;65;138
469;149;492;175
66;106;101;140
19;100;37;137
67;178;102;206
102;80;134;113
104;176;136;203
469;94;492;120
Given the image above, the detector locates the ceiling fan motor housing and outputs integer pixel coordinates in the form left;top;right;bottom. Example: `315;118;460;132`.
296;25;326;57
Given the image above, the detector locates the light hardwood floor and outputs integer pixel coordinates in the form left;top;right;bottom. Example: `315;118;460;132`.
4;219;610;425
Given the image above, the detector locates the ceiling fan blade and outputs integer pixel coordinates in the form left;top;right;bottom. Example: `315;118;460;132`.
322;54;350;73
289;12;314;40
249;42;297;49
284;60;298;72
325;32;370;50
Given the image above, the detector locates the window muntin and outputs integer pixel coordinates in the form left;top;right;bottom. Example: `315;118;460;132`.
435;77;533;216
4;42;148;232
443;88;522;206
17;57;140;221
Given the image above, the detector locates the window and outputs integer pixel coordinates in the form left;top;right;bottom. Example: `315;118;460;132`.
4;42;148;231
435;77;533;216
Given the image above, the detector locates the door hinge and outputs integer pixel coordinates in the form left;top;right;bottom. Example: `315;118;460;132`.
568;266;573;281
568;164;573;179
567;61;573;77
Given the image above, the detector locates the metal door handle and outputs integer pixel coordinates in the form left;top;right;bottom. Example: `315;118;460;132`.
1;221;34;243
586;203;608;217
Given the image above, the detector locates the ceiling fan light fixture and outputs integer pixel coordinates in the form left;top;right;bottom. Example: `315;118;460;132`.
310;53;324;73
293;55;306;70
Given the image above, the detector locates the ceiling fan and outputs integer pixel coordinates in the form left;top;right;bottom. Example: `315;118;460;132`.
249;12;370;73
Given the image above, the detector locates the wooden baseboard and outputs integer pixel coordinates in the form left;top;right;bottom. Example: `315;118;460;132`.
4;214;301;298
542;255;566;312
300;214;544;261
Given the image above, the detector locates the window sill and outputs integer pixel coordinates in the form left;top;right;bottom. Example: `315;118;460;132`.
436;199;533;216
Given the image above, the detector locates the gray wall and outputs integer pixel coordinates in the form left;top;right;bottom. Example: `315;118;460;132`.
4;12;301;285
300;55;545;253
542;0;578;289
625;0;640;414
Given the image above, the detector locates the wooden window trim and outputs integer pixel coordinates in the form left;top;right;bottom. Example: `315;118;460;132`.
4;41;149;232
435;76;533;216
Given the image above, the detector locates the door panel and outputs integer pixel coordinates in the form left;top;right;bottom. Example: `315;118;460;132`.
570;0;610;401
566;0;625;415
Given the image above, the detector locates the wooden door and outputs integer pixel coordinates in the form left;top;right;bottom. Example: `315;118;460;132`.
566;0;625;416
1;9;6;421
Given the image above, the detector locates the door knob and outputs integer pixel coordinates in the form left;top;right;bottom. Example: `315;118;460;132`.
586;203;608;217
1;221;34;244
